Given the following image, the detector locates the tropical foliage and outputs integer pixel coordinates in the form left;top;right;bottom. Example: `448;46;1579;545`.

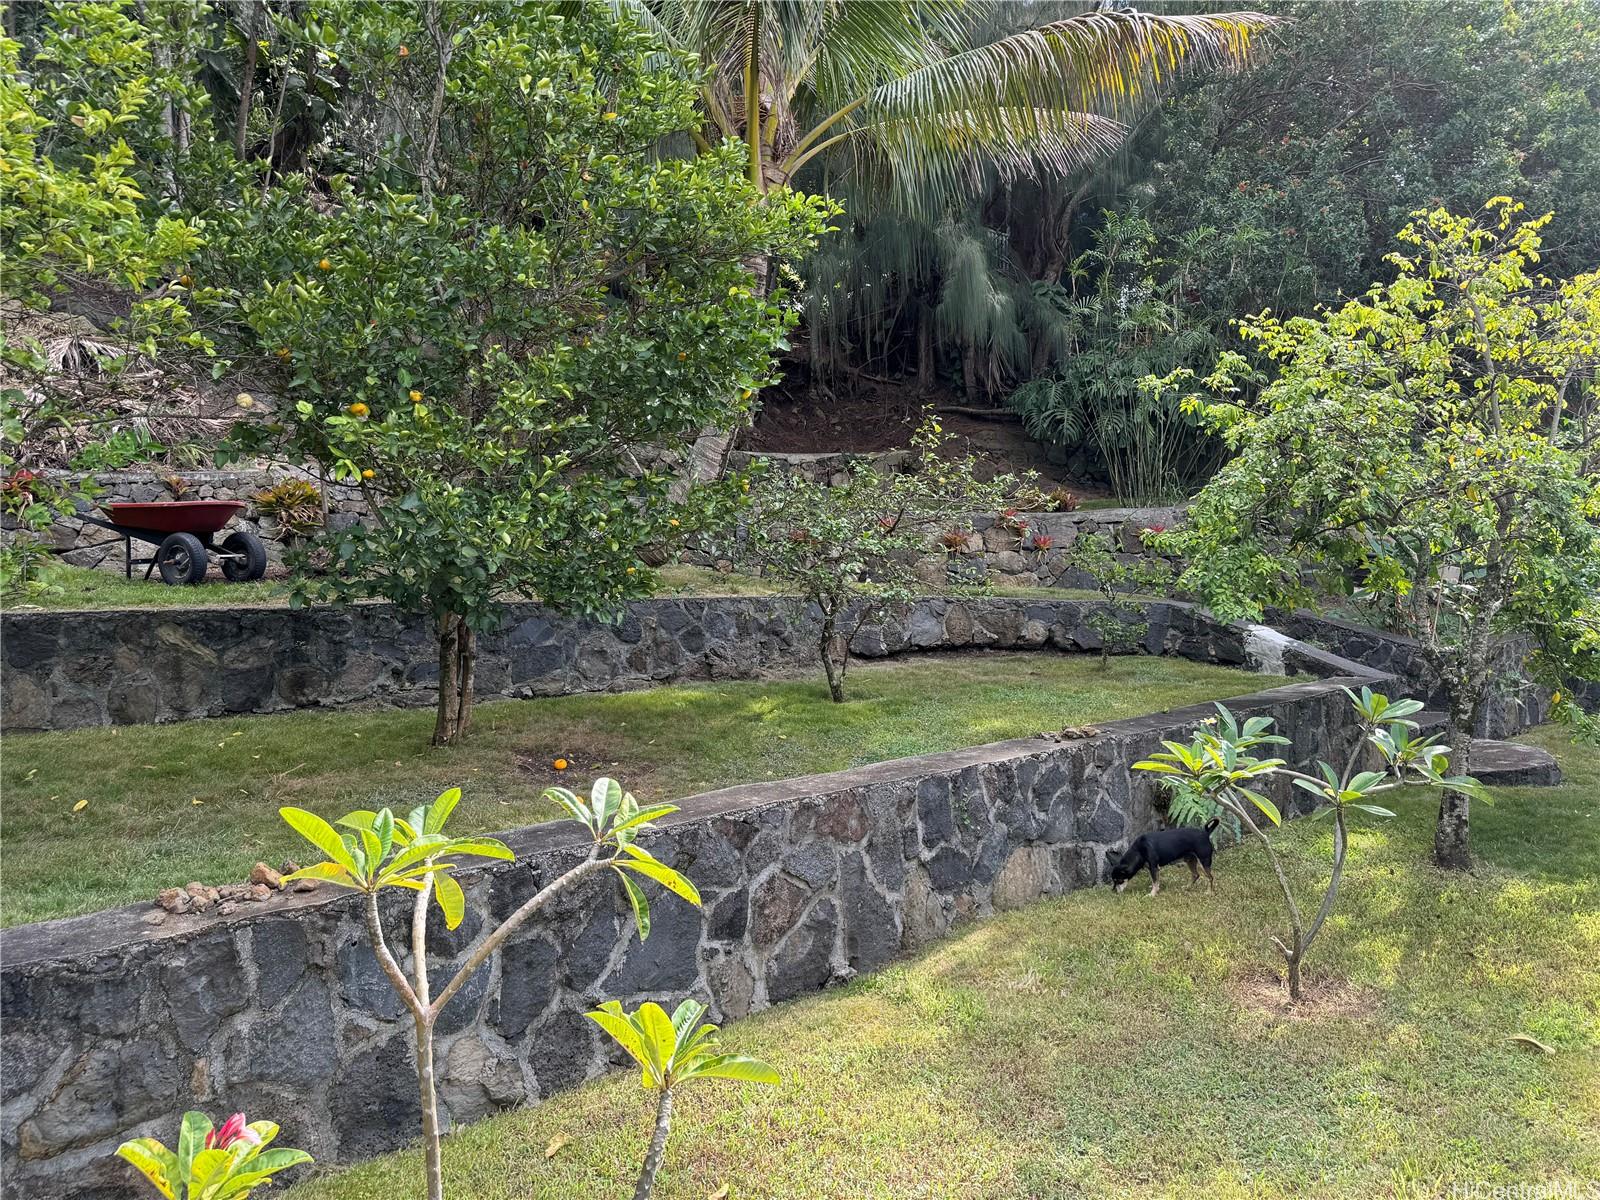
588;998;779;1200
1151;202;1600;869
278;778;700;1200
1135;690;1480;1000
115;1110;310;1200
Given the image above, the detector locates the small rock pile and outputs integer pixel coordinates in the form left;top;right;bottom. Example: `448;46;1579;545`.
150;860;319;921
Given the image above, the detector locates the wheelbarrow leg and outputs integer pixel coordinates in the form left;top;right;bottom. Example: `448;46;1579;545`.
124;534;132;580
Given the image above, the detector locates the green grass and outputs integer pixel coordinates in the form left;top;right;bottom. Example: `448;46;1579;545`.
285;727;1599;1200
4;562;780;611
0;652;1269;926
4;562;1127;610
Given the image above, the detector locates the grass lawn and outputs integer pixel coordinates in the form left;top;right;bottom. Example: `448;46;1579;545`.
6;561;1104;610
0;652;1270;926
285;727;1599;1200
4;563;783;611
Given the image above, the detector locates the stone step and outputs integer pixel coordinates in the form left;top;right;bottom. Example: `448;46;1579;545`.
1468;738;1563;787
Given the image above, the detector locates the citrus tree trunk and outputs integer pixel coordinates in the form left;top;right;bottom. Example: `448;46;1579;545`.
818;610;848;703
432;614;476;746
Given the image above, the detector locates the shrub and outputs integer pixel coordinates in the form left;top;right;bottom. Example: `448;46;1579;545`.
116;1110;310;1199
1044;486;1080;513
1059;531;1172;669
252;478;322;537
715;414;1037;701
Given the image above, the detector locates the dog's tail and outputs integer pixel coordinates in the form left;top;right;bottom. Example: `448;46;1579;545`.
1204;817;1220;833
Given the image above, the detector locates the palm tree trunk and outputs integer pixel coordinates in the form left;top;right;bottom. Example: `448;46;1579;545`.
632;1088;675;1200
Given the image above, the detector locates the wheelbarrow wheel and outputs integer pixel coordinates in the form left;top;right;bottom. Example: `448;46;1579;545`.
220;530;267;582
157;532;208;585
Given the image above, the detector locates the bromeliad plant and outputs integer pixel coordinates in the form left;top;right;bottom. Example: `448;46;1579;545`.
1134;688;1482;1001
116;1110;310;1199
588;999;780;1200
278;779;700;1200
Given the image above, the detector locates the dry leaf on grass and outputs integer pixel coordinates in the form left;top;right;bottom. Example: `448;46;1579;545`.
544;1133;572;1158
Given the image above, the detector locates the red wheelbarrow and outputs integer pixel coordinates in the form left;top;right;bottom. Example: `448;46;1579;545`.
79;501;268;585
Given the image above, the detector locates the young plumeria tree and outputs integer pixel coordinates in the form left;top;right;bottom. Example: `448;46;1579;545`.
278;779;699;1200
715;414;1039;701
116;1110;310;1200
1134;689;1482;1001
1059;530;1173;670
588;998;780;1200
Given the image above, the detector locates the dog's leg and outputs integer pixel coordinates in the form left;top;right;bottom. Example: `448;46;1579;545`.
1186;855;1201;888
1147;863;1161;897
1203;863;1215;893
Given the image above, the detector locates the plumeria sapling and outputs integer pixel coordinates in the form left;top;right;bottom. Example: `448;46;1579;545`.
1134;688;1482;1000
278;779;699;1200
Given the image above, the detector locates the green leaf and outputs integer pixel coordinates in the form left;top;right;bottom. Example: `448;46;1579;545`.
586;1003;653;1078
440;838;515;861
618;857;702;907
425;788;462;834
685;1054;781;1086
176;1110;211;1184
115;1140;178;1200
434;871;465;929
279;808;362;877
280;861;359;888
1238;788;1281;826
611;803;680;835
619;870;651;941
1349;803;1396;818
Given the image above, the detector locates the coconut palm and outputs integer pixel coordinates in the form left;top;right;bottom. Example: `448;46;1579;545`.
592;0;1281;474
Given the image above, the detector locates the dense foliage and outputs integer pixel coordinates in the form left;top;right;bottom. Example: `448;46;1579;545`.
204;6;828;743
797;0;1600;500
1155;202;1600;868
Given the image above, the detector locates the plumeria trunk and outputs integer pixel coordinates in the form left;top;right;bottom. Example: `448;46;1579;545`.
632;1088;675;1200
433;613;476;746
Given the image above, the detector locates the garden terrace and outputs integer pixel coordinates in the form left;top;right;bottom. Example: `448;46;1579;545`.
281;729;1600;1200
0;652;1276;927
2;671;1366;1199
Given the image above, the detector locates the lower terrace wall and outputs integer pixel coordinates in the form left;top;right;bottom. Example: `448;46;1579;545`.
0;663;1377;1200
6;595;1293;733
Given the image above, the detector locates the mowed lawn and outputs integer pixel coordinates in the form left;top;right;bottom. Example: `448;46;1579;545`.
0;652;1270;926
286;727;1599;1200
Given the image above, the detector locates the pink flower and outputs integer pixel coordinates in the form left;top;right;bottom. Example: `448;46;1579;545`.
206;1114;261;1151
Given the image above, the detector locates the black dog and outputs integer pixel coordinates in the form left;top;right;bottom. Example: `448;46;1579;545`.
1107;818;1218;896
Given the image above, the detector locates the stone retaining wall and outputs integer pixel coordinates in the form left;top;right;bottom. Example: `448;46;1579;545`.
4;596;1287;733
0;662;1377;1200
1271;611;1553;737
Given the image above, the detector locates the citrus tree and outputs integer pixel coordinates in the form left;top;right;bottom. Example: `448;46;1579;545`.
0;3;210;591
215;6;830;744
1150;201;1600;869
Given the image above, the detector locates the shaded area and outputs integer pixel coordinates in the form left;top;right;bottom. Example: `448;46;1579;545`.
285;727;1600;1199
0;652;1270;926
